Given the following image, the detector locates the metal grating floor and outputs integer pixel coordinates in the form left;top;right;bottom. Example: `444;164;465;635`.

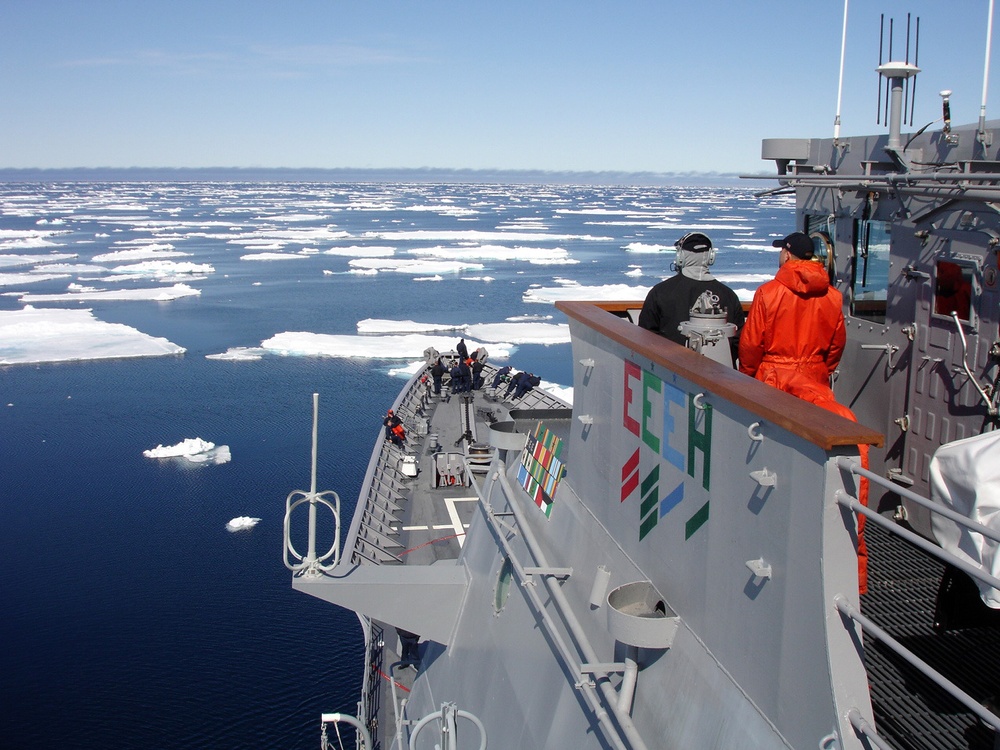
862;520;1000;750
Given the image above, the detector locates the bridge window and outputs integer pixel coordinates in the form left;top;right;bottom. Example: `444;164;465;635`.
805;214;836;282
933;260;974;322
851;219;891;323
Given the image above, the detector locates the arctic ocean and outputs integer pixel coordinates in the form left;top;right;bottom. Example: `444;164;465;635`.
0;180;792;749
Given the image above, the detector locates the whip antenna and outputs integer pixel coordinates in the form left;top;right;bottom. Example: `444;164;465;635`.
979;0;996;152
877;14;885;124
834;0;849;144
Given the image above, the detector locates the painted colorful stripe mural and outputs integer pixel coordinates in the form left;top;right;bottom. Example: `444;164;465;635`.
517;422;566;517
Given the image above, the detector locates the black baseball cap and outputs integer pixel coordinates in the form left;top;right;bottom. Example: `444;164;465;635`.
772;232;814;259
675;232;713;252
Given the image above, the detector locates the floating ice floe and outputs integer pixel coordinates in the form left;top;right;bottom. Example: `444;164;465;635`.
93;245;188;262
0;272;72;287
348;258;484;274
360;229;612;242
240;252;309;261
143;437;232;465
0;251;78;269
205;347;265;361
109;260;213;277
19;283;200;303
0;306;185;365
522;283;652;304
212;317;572;362
624;242;673;253
226;516;261;532
259;332;513;360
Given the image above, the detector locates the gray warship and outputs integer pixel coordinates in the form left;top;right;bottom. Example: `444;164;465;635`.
284;19;1000;750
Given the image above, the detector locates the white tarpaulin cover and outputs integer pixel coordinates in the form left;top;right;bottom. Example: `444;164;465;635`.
930;430;1000;608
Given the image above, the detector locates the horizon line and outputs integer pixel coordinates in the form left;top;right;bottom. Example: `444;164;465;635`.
0;165;779;186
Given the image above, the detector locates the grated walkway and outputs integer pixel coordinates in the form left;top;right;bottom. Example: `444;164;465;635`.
863;520;1000;750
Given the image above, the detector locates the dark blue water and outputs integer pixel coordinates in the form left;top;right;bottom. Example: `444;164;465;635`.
0;181;791;749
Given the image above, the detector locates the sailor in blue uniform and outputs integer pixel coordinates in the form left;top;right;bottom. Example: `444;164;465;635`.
430;357;445;394
491;365;512;390
457;358;472;392
506;371;539;399
450;361;465;394
471;359;485;390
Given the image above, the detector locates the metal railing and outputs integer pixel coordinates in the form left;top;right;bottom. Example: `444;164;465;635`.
473;466;652;750
834;456;1000;744
283;393;341;577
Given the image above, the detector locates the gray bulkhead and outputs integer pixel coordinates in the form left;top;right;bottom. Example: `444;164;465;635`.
402;305;883;750
555;305;877;749
763;125;1000;536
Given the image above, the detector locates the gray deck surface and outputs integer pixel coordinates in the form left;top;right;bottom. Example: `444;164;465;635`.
361;366;571;750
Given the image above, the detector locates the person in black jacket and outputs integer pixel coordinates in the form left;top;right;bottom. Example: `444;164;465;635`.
637;232;744;363
430;357;445;394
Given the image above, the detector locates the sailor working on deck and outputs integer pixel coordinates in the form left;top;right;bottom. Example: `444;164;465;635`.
430;356;445;394
383;409;405;446
491;365;512;391
637;232;744;363
450;358;471;393
506;370;540;399
396;627;421;667
738;232;846;391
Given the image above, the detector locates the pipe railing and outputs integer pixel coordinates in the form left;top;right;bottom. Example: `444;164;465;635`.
836;455;1000;546
835;594;1000;731
834;457;1000;744
473;466;651;750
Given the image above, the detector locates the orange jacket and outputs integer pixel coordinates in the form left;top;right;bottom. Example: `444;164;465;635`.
738;259;846;390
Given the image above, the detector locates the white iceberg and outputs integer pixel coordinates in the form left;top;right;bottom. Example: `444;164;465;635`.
143;438;232;465
226;516;261;532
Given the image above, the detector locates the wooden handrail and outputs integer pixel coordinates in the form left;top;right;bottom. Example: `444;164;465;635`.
556;300;884;451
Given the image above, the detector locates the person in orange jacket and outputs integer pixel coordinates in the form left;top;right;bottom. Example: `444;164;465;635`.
738;232;846;390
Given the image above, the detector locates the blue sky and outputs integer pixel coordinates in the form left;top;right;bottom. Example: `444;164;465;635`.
2;0;998;174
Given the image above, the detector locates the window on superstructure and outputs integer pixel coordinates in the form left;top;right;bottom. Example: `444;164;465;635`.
933;260;974;322
805;214;836;282
850;219;891;323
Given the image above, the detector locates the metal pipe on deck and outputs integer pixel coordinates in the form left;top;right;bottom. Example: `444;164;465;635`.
491;468;652;750
481;471;631;750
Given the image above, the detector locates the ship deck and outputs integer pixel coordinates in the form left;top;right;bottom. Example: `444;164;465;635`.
355;363;572;750
864;519;1000;750
346;356;1000;750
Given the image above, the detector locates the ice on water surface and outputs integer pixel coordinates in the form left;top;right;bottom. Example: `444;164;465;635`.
0;181;789;372
143;438;232;465
226;516;261;532
0;307;185;365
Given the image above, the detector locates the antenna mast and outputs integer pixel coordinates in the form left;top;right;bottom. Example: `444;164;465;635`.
876;13;920;171
834;0;849;144
979;0;996;153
